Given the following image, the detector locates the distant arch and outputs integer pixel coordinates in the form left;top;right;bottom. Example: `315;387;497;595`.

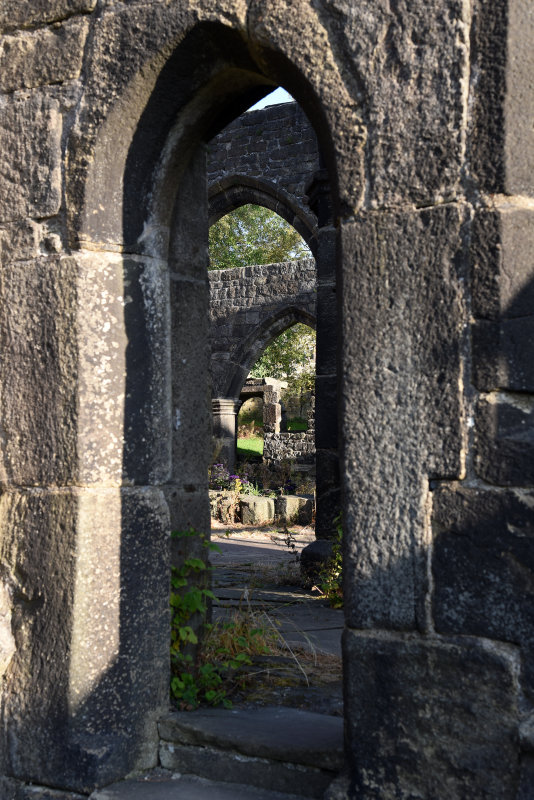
208;175;318;253
225;306;316;401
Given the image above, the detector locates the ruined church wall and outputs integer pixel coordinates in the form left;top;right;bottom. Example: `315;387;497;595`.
0;1;531;797
207;100;319;208
209;258;316;400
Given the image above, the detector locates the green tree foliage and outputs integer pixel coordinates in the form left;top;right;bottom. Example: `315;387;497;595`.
209;204;311;270
250;323;315;396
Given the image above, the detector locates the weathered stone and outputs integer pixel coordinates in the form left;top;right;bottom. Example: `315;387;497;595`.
240;496;275;525
314;482;340;541
170;276;210;485
0;221;40;264
207;102;320;217
475;393;534;485
0;487;169;792
344;631;520;798
159;741;332;799
472;316;534;392
158;707;343;772
300;539;333;580
519;712;534;753
208;489;239;524
340;205;465;630
517;756;534;800
470;205;534;390
316;0;467;207
0;94;61;223
502;0;534;196
159;707;342;798
0;777;87;799
0;1;530;796
0;18;88;93
314;376;337;450
76;253;171;486
315;283;337;380
263;402;282;433
165;486;211;543
275;495;313;525
263;430;315;467
471;206;534;321
432;486;534;696
90;773;335;800
0;0;96;31
0;256;78;486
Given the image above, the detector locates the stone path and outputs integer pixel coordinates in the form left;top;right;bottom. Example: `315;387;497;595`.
92;707;343;800
88;523;345;799
211;525;343;658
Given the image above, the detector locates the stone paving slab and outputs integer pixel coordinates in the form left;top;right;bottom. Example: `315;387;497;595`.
211;538;310;566
214;586;316;603
158;707;344;771
90;773;311;800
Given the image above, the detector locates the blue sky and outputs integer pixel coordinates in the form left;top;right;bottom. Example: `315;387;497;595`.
248;87;293;111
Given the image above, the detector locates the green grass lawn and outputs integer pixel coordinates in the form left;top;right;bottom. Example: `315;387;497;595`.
286;418;308;431
237;436;263;458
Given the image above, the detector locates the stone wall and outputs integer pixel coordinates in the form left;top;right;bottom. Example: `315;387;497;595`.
207;101;320;248
0;1;532;797
209;259;316;400
263;431;315;467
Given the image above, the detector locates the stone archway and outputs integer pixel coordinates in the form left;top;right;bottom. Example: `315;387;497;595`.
208;174;318;254
0;11;355;793
210;288;317;472
0;2;530;797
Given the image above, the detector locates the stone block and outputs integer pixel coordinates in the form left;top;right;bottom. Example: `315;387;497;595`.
170;275;211;486
503;0;534;197
315;284;337;379
315;484;341;541
208;489;237;526
240;496;275;525
165;486;211;547
275;495;313;525
471;207;534;321
517;756;534;800
0;256;78;486
263;403;281;433
0;778;86;799
340;206;465;630
300;539;333;580
0;94;61;223
469;0;507;193
0;18;88;93
475;393;534;485
314;375;337;450
468;0;534;196
432;486;534;697
472;316;534;392
344;631;520;798
0;486;170;792
75;254;171;486
159;741;333;798
0;221;40;264
315;447;338;491
0;0;96;31
310;0;466;206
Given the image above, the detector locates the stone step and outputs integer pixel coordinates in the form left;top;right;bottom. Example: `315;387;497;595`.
157;706;343;799
91;772;311;800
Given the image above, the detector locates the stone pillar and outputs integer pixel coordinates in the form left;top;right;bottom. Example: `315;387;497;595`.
167;148;212;574
263;384;282;434
212;398;240;473
306;167;339;539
